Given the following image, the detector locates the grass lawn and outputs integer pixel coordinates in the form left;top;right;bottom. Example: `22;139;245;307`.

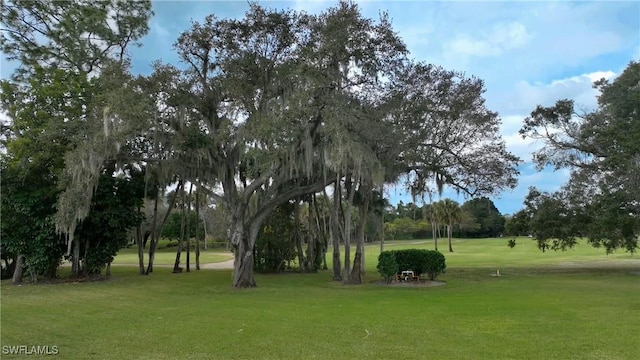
1;237;638;359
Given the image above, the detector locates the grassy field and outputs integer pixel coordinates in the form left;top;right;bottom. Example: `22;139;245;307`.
1;237;639;359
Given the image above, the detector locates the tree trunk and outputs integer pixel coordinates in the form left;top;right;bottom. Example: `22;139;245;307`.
293;200;305;272
319;192;329;271
147;180;181;275
380;185;385;253
137;229;145;275
329;185;342;281
186;184;193;273
106;261;111;277
202;207;208;250
231;222;256;288
135;206;145;275
11;255;25;284
351;249;363;284
146;192;160;274
72;238;81;277
448;224;454;253
342;177;356;284
322;241;328;270
195;191;201;270
432;220;438;251
305;196;317;272
350;196;369;284
173;188;187;273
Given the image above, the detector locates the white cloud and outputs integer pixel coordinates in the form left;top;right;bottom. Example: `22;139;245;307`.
445;21;533;58
395;1;638;88
502;132;540;162
495;70;617;118
495;70;617;166
518;167;570;190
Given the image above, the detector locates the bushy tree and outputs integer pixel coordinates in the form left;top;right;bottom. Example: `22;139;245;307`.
504;210;530;236
377;251;398;283
520;61;640;253
422;250;446;281
0;158;66;281
1;0;153;281
460;197;505;238
75;170;145;275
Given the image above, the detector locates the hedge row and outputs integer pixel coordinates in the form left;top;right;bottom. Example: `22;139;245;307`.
377;249;446;282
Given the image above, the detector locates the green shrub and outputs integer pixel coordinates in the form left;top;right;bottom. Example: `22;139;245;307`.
253;203;298;273
422;250;446;281
389;249;446;281
377;251;398;283
391;249;427;275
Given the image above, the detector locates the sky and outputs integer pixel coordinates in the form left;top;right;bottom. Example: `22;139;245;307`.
2;0;639;215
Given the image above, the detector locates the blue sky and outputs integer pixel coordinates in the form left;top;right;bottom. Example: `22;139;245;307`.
2;0;639;215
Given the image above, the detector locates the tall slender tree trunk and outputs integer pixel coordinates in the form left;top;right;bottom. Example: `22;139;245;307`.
328;185;341;281
173;187;187;273
380;184;385;253
147;180;182;275
293;200;305;272
186;184;193;272
448;224;454;253
305;196;317;272
195;191;201;270
135;206;145;275
319;192;329;271
432;221;438;251
146;192;160;274
350;196;369;284
11;255;24;284
342;177;356;284
72;238;81;277
202;209;208;250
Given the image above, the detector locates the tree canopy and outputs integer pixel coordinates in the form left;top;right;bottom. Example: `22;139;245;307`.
1;0;153;281
520;61;639;253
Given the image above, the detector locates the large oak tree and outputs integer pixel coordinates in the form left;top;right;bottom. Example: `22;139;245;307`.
53;2;520;288
520;60;639;253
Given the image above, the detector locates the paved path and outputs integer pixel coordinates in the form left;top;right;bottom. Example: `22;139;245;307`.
108;259;235;270
62;254;236;270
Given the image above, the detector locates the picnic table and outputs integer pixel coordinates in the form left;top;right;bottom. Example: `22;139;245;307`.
397;270;420;282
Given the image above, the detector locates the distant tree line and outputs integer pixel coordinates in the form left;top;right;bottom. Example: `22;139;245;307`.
384;197;506;240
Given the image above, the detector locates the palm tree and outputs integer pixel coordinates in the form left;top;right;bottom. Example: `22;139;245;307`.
422;203;439;251
434;199;461;253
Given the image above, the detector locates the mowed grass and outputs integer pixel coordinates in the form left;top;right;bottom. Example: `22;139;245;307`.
1;237;639;360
